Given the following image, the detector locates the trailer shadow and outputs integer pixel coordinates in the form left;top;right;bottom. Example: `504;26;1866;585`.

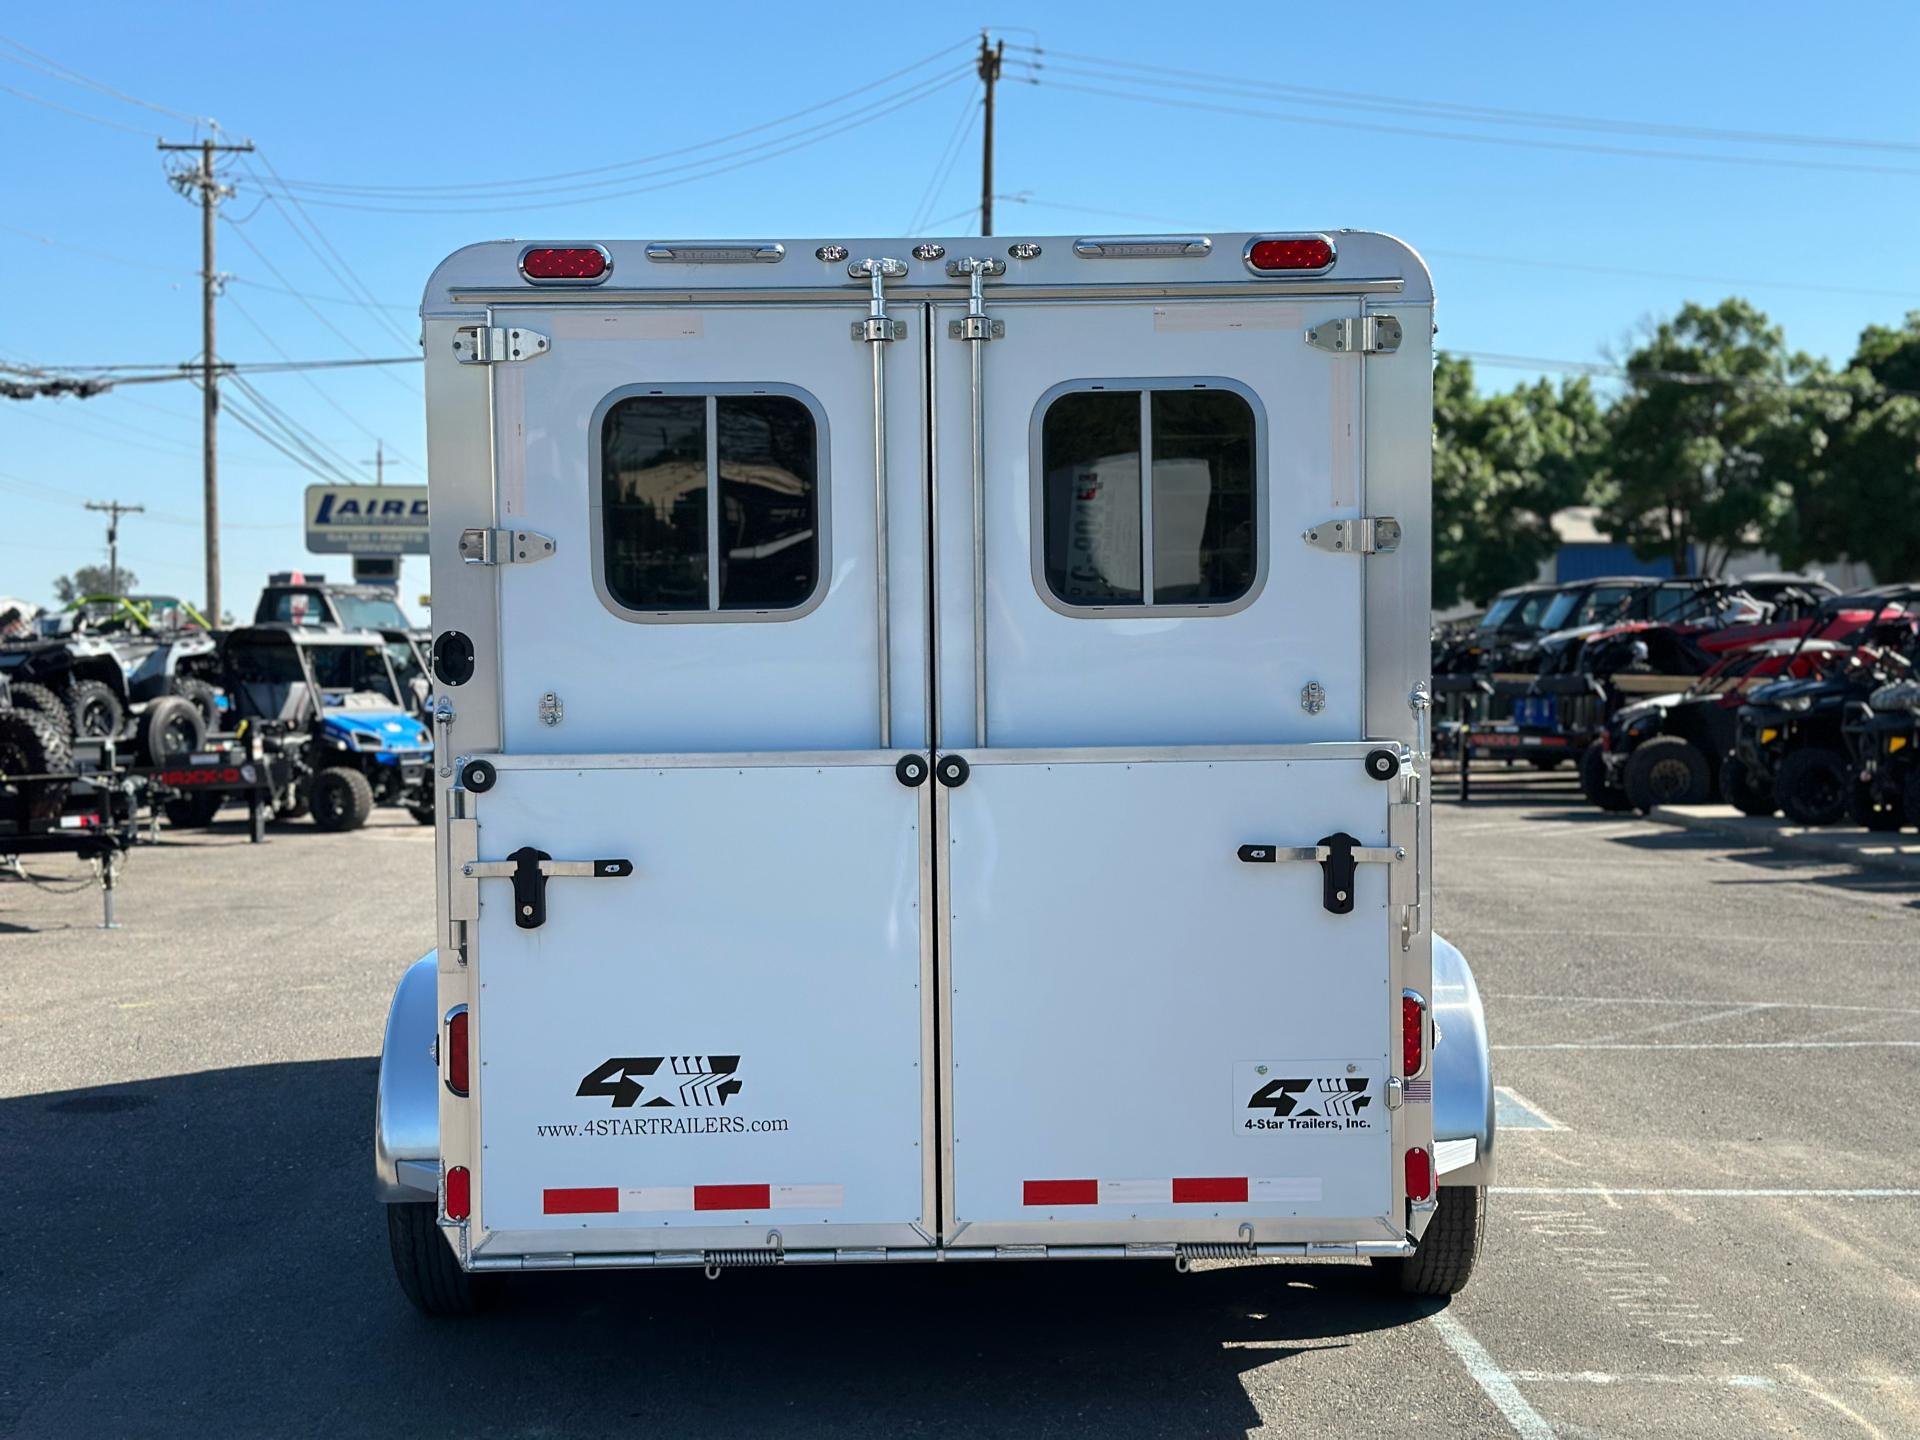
1;1058;1444;1438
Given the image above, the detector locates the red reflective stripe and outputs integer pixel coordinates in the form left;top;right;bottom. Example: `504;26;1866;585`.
694;1183;770;1211
1172;1176;1248;1204
1023;1179;1098;1206
544;1186;618;1215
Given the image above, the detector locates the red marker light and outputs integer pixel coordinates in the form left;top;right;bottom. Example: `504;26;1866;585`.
445;1165;471;1220
1405;1148;1433;1202
520;246;610;283
1402;992;1426;1078
446;1008;469;1097
1245;236;1335;273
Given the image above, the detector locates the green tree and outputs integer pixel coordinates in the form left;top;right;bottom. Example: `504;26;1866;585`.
1597;298;1815;575
1775;312;1920;584
1432;353;1603;608
53;565;135;602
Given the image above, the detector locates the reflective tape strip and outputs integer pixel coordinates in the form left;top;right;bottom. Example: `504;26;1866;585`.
605;1183;847;1213
544;1187;618;1215
1024;1176;1323;1205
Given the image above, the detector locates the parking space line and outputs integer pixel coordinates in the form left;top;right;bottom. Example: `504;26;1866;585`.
1494;1040;1918;1050
1780;1364;1892;1439
1509;1370;1778;1388
1493;1188;1920;1198
1488;995;1920;1014
1427;1310;1555;1439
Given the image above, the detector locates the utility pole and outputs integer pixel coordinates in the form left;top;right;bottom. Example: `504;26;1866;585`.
977;32;1005;237
365;439;385;485
84;500;145;597
158;135;254;625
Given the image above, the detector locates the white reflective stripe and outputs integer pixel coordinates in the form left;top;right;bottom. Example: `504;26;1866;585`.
1435;1137;1478;1174
771;1183;844;1210
1251;1176;1322;1201
621;1186;695;1212
1101;1178;1173;1204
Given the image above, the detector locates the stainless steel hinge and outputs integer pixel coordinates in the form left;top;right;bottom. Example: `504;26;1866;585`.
452;325;550;364
1305;315;1403;354
459;528;556;565
1303;517;1402;554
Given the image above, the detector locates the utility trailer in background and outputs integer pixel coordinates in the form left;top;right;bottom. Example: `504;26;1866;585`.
377;230;1495;1312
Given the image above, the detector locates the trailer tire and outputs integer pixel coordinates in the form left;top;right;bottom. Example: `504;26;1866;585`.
1775;747;1850;827
1719;757;1777;817
0;706;71;776
309;766;374;831
1579;741;1634;812
386;1201;492;1316
171;677;221;732
8;680;72;739
164;791;225;828
136;695;207;766
66;679;124;740
1622;735;1712;812
1375;1185;1483;1296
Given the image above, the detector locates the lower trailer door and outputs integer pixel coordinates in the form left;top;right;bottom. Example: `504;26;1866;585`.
940;748;1399;1245
465;753;931;1253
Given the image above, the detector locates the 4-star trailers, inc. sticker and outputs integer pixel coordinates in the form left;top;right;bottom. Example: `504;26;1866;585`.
576;1055;742;1109
1235;1060;1378;1132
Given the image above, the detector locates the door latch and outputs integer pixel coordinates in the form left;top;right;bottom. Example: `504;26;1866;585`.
1305;315;1402;354
1236;833;1404;915
464;846;634;929
1303;517;1401;554
452;326;550;364
459;528;556;565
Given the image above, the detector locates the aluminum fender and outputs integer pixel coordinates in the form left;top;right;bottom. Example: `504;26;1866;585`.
1431;934;1495;1188
374;953;441;1202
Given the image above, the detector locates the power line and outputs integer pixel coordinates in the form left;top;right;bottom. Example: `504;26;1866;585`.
906;91;982;233
0;34;210;124
1007;46;1920;157
1008;60;1920;180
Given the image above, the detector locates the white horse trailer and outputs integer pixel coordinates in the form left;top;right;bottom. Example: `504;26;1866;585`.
376;231;1494;1311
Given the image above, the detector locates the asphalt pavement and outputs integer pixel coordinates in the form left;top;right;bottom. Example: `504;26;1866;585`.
1;783;1915;1438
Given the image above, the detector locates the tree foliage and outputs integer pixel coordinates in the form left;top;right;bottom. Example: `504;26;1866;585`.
53;565;135;602
1432;354;1604;608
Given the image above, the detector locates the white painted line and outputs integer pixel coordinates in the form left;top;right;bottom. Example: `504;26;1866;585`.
1427;1310;1555;1440
1488;994;1920;1014
1493;1187;1920;1198
1508;1371;1776;1388
1493;1041;1918;1050
1494;1086;1569;1131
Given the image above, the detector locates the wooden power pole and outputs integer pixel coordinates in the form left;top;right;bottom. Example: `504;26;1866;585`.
978;33;1005;237
84;500;145;597
158;135;253;625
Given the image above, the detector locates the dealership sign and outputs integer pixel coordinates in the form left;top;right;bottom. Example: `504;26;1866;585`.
304;485;429;555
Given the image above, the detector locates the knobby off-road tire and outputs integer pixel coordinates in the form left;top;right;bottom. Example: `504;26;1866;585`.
1528;756;1565;771
8;680;72;739
1775;747;1850;827
170;676;221;732
1580;740;1634;812
409;800;437;826
0;706;72;775
309;766;374;832
1848;782;1904;832
1623;735;1713;813
65;679;125;740
136;694;207;766
386;1202;492;1316
1374;1185;1484;1296
1719;756;1777;817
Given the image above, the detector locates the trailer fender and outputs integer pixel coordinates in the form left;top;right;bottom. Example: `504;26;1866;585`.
374;953;441;1202
1430;934;1495;1188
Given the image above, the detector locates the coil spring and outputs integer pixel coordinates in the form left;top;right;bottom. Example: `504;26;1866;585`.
1176;1242;1255;1262
704;1248;782;1269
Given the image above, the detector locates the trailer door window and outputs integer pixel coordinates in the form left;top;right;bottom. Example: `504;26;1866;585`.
601;392;820;616
1041;384;1257;611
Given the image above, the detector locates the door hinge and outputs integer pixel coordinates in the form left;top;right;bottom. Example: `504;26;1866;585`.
452;325;550;364
1303;517;1402;554
459;528;556;565
1305;315;1402;354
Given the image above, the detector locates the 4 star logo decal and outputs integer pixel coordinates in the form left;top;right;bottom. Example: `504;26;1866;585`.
576;1055;742;1109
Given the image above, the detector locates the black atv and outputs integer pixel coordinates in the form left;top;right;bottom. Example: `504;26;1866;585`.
1842;680;1920;831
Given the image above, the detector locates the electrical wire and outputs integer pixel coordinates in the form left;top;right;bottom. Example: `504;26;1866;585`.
0;34;209;125
907;93;983;234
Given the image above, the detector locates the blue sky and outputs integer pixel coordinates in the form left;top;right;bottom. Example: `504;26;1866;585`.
3;2;1916;616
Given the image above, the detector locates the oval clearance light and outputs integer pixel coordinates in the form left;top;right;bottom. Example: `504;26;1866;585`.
445;1165;471;1220
1405;1147;1434;1202
446;1007;469;1097
519;245;612;284
1245;235;1336;275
